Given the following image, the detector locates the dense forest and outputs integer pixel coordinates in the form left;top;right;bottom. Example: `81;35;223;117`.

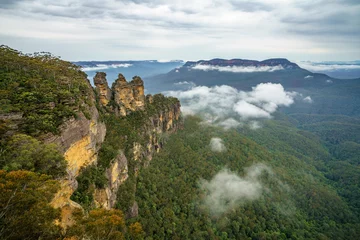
133;115;359;239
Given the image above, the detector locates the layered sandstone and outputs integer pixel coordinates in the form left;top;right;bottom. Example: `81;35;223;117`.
94;72;112;106
44;79;106;229
112;74;145;115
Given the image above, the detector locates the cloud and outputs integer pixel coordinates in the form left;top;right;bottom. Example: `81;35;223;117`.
156;59;183;63
166;83;297;129
200;164;271;215
297;61;360;72
216;118;242;130
233;100;271;119
249;121;262;130
174;81;195;86
0;0;359;60
192;64;284;73
304;75;313;79
326;79;333;83
303;96;313;103
81;63;133;71
210;137;226;152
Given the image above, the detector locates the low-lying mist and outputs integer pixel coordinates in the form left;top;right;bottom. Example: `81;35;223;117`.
199;164;271;215
166;83;307;129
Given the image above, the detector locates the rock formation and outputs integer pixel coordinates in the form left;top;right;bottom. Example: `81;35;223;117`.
42;72;181;227
92;74;181;217
94;72;112;106
94;73;146;116
94;151;128;209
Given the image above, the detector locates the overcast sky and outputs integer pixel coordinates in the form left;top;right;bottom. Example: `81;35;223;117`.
0;0;359;61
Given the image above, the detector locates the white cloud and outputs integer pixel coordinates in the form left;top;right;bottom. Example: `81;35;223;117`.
82;63;132;71
210;137;226;152
297;61;360;72
191;64;284;73
174;81;196;86
166;83;297;129
233;100;271;119
0;0;359;60
303;96;313;103
326;79;333;83
241;83;295;107
304;75;313;79
249;121;262;130
200;164;271;215
216;118;242;130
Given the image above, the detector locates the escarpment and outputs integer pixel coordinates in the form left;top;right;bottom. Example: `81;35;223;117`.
43;78;106;228
68;72;182;219
0;45;182;230
0;47;182;236
45;72;180;227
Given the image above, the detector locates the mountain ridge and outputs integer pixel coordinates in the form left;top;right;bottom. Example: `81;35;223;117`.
183;58;300;69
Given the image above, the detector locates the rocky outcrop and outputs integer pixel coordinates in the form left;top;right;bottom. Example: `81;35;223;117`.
94;73;146;116
94;72;112;106
94;151;128;209
112;74;145;116
126;201;139;219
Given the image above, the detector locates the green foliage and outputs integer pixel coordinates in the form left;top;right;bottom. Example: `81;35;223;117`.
66;208;126;240
0;45;91;136
115;176;137;212
0;134;66;178
0;170;62;240
288;113;360;215
70;165;107;210
134;116;360;239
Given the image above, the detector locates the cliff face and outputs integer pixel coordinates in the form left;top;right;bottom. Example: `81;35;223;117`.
45;72;181;227
94;151;128;209
92;73;182;215
43;79;106;228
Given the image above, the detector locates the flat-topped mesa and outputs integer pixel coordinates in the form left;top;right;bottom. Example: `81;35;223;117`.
112;74;145;116
94;72;111;106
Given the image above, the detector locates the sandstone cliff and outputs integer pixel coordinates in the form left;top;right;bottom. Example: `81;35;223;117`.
91;73;181;216
42;79;106;228
43;71;181;228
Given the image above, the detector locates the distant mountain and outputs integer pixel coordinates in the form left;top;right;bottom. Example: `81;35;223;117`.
73;60;184;87
144;58;326;92
145;58;360;117
184;58;300;69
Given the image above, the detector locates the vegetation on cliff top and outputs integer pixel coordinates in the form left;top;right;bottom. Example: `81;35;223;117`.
0;45;92;136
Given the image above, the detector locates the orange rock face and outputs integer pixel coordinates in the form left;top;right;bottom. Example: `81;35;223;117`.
112;74;145;115
94;72;112;106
